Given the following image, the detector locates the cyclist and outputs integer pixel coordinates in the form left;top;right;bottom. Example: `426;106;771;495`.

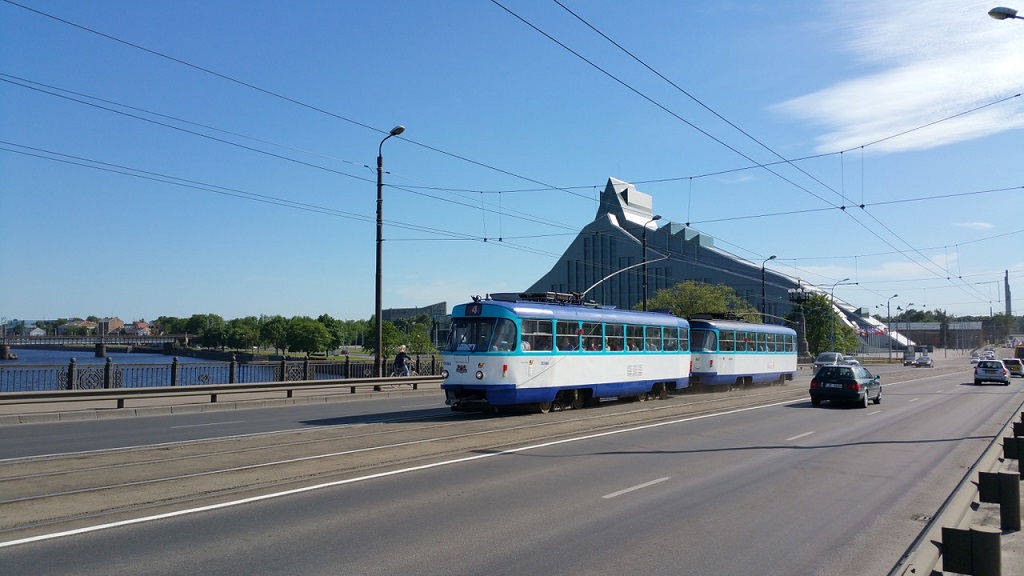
394;345;411;377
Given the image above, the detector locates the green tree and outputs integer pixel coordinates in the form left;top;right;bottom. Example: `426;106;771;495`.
317;314;345;353
643;280;760;321
286;316;332;355
260;315;289;354
362;319;404;359
802;293;858;355
226;317;260;351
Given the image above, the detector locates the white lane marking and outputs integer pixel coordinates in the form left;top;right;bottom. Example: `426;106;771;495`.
603;477;670;499
171;421;244;429
0;398;796;549
909;398;919;403
867;410;881;416
786;431;814;442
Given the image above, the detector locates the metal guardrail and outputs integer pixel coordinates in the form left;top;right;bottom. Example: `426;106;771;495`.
0;356;443;392
0;376;444;410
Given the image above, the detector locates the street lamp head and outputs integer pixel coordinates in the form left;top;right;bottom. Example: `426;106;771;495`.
989;6;1019;19
892;294;898;298
389;125;406;136
768;255;777;261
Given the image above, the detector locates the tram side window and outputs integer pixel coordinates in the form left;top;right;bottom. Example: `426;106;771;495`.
626;325;645;351
737;331;749;352
556;320;580;352
645;326;662;352
489;318;518;352
720;330;735;352
521;319;552;352
606;324;624;351
680;328;689;352
663;327;679;352
786;334;795;352
582;322;603;351
765;333;776;352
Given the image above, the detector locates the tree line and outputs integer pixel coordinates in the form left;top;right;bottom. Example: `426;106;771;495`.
150;313;439;358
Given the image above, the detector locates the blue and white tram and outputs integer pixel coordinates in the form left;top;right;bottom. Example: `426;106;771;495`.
687;318;797;389
441;293;691;412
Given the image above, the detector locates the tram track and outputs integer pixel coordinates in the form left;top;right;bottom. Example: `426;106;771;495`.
0;381;884;542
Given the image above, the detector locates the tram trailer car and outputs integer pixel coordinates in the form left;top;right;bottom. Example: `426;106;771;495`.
441;294;691;413
688;318;798;389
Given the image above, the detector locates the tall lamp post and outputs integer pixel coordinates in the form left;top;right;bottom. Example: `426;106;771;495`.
886;293;898;363
375;125;405;378
829;277;851;351
989;6;1022;20
761;255;776;322
641;214;662;311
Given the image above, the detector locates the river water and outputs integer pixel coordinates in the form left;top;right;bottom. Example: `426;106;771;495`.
3;348;204;365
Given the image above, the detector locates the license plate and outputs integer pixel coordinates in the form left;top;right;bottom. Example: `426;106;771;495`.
824;383;844;388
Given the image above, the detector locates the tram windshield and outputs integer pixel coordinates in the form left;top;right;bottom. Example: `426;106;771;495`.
445;318;518;352
690;329;718;352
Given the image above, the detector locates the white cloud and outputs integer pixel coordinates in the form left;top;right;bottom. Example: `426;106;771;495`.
775;0;1024;153
954;221;995;230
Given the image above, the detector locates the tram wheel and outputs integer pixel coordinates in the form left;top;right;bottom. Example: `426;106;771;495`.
636;392;648;402
652;383;667;400
537;401;552;414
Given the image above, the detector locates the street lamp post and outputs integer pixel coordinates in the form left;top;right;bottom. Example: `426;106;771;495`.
641;215;662;311
829;277;851;351
375;125;405;378
761;255;776;322
886;293;898;363
988;6;1022;20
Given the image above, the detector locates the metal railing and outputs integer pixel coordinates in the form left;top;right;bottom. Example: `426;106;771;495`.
0;355;442;393
0;375;445;410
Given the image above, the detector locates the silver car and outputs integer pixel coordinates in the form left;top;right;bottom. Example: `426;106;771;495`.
974;359;1009;386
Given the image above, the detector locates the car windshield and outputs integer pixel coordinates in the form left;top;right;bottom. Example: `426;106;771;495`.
819;366;854;379
816;353;840;362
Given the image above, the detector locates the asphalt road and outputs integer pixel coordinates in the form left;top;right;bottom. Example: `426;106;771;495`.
3;358;1022;575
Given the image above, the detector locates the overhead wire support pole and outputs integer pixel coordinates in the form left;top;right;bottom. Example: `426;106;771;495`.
375;125;405;378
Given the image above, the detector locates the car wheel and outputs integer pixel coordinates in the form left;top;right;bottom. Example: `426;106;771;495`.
860;393;869;409
974;380;981;385
873;390;881;405
811;397;821;407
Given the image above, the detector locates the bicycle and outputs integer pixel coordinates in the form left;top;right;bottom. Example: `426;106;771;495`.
387;364;419;386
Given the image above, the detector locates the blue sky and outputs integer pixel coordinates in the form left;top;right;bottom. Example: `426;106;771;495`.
2;0;1022;323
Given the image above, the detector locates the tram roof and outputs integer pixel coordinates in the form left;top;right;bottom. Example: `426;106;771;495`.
687;318;796;335
454;297;688;326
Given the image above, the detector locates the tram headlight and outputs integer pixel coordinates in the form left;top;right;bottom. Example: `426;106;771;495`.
440;369;449;379
475;370;484;380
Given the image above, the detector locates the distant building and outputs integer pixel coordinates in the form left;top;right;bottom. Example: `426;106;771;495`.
57;320;98;335
122;321;150;336
527;177;909;352
98;317;125;334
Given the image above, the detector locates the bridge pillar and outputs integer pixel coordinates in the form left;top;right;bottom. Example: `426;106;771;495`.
0;345;11;360
95;343;107;358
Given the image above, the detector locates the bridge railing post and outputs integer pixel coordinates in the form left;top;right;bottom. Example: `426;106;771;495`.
303;357;311;381
279;359;287;382
230;355;237;384
171;357;179;387
67;358;77;390
344;355;351;379
103;357;113;389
